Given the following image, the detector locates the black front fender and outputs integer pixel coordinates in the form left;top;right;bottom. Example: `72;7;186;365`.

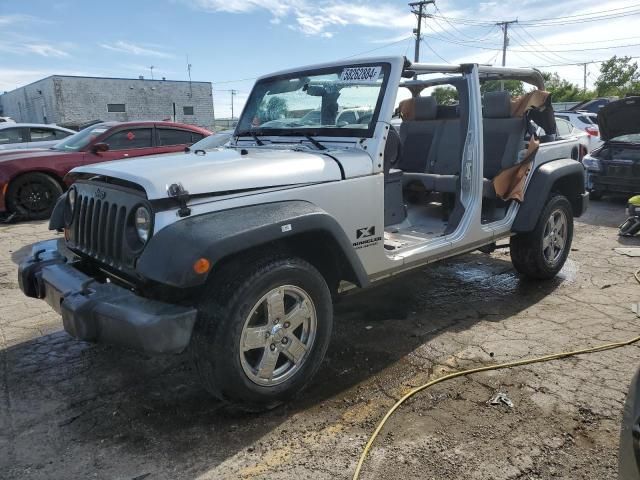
137;200;369;289
512;159;586;233
49;192;67;230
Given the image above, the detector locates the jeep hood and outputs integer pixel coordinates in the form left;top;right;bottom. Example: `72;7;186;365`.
598;96;640;141
70;147;347;199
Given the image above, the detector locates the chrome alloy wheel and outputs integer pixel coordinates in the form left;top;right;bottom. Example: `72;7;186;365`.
542;208;568;266
239;285;317;386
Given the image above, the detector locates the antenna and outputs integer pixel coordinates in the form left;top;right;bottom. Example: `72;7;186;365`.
149;65;154;80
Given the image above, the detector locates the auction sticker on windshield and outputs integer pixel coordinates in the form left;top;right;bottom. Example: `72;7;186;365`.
340;66;382;84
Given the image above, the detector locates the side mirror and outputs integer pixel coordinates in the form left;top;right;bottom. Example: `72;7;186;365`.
92;142;109;153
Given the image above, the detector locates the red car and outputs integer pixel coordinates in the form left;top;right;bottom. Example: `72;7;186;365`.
0;121;211;219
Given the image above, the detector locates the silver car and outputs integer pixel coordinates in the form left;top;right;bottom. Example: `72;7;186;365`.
0;123;75;151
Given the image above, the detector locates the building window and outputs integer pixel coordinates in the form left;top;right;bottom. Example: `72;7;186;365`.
107;103;126;113
183;106;194;115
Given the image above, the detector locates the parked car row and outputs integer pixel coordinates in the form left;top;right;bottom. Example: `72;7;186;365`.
0;121;213;219
0;123;76;150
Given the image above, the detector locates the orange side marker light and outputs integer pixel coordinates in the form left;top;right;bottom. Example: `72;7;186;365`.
193;258;211;275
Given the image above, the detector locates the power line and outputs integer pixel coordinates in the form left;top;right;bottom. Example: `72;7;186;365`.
509;29;565;65
428;6;640;27
513;25;576;63
212;76;258;85
420;38;450;64
508;27;574;67
529;55;640;68
519;3;640;23
341;36;413;59
432;4;499;42
421;31;640;53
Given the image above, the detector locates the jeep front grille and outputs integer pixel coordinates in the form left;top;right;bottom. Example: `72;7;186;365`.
73;195;127;267
66;181;150;272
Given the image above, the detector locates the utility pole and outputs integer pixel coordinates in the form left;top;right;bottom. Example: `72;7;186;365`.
409;1;435;64
579;62;595;92
230;89;237;119
497;20;518;67
497;19;517;90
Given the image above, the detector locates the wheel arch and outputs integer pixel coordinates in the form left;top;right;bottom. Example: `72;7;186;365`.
137;200;369;290
8;169;67;191
512;159;586;233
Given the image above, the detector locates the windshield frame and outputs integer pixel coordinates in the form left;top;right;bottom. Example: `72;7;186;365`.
235;61;392;139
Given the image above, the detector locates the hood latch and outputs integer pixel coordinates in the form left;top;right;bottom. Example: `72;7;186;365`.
167;183;191;217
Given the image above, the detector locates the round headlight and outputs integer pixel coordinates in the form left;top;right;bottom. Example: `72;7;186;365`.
134;206;151;243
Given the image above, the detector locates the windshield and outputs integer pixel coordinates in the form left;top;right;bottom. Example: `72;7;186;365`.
236;63;390;138
52;124;109;152
190;130;233;150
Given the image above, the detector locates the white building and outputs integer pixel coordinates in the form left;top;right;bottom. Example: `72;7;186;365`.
0;75;214;130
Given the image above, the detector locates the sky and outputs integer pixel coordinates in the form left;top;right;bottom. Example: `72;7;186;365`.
0;0;638;117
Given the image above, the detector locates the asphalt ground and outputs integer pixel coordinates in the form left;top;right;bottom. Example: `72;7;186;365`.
1;198;639;479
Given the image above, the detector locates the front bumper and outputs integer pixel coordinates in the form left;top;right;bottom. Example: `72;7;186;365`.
588;171;640;195
18;240;197;354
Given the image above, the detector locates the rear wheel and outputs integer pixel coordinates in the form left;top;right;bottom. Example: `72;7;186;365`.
6;173;63;220
510;194;573;280
190;255;333;411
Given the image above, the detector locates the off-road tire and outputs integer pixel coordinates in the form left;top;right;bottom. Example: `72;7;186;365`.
190;255;333;411
6;172;63;220
510;194;574;280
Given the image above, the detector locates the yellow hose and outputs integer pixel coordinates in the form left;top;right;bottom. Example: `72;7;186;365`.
353;333;640;480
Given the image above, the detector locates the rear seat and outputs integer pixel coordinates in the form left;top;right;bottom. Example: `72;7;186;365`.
481;91;526;198
399;96;462;192
396;96;440;172
399;91;525;199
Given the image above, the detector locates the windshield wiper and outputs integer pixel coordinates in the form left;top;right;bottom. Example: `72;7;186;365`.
250;132;264;146
236;131;264;146
304;135;326;150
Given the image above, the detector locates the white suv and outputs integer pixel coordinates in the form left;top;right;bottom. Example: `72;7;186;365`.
555;111;602;151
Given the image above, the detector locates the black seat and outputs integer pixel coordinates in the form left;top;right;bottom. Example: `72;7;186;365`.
399;98;462;193
396;97;440;172
481;91;526;198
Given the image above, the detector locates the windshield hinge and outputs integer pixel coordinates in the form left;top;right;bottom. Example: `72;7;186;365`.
167;183;191;217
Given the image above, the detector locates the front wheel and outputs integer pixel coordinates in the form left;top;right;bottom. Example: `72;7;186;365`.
510;194;574;280
190;256;333;411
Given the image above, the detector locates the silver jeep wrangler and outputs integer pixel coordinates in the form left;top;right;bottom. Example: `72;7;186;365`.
19;57;587;410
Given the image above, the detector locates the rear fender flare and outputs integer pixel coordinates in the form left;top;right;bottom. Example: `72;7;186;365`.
512;159;586;233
